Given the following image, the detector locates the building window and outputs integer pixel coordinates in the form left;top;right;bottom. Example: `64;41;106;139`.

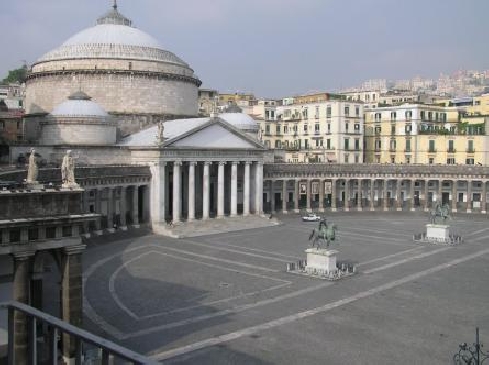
356;106;360;116
326;139;331;149
354;139;360;150
448;140;455;152
315;124;320;132
345;106;350;116
28;228;38;241
0;121;4;130
391;125;396;135
390;139;396;151
345;154;349;163
276;125;281;134
275;140;281;148
467;140;474;153
327;123;331;134
447;158;456;164
344;138;350;150
62;226;72;237
345;123;349;132
429;157;434;164
326;106;331;117
375;139;381;151
374;126;381;135
429;140;436;153
391;112;396;120
406;139;411;152
466;158;474;164
283;125;288;134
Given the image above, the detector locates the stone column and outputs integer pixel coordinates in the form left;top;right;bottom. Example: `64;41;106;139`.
255;162;263;215
410;180;415;212
132;185;140;227
188;162;196;221
294;180;300;213
396;180;402;211
331;179;337;212
467;180;472;213
150;162;165;226
451;180;458;213
94;188;103;235
370;179;375;211
345;179;350;212
107;187;115;233
173;161;182;223
244;162;250;216
203;162;211;219
119;186;127;229
319;180;325;213
482;181;487;214
230;162;238;217
12;251;34;365
282;180;288;213
269;180;275;213
424;180;429;212
217;161;225;218
82;190;91;236
437;180;443;205
357;179;362;211
61;245;86;360
306;180;312;212
383;180;389;211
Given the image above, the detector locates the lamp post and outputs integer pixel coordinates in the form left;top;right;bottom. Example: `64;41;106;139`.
453;327;489;364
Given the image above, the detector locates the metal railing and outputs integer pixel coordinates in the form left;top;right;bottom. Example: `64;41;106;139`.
1;301;159;365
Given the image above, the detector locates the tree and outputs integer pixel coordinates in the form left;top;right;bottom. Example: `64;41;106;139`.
2;66;27;84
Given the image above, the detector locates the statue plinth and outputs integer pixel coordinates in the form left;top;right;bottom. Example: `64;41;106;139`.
25;182;44;190
61;183;81;190
305;248;338;276
425;224;450;240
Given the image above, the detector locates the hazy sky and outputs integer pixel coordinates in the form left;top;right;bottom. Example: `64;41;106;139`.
1;0;487;97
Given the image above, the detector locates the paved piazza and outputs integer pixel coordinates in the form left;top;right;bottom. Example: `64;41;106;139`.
82;213;489;364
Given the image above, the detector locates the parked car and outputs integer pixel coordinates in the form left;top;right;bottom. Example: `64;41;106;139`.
302;213;321;222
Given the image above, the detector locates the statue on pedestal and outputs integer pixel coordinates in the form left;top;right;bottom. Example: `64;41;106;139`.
26;148;39;183
61;150;78;188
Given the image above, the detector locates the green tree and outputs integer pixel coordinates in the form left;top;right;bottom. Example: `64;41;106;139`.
2;66;27;84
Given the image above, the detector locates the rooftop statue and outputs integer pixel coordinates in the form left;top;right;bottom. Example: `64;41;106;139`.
26;148;39;183
61;150;78;188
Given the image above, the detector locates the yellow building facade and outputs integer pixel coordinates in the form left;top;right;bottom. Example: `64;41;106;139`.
364;104;489;165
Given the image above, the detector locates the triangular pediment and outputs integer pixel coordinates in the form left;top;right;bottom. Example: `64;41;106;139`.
165;122;262;149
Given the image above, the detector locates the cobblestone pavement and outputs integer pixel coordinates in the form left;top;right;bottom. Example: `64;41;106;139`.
82;212;489;364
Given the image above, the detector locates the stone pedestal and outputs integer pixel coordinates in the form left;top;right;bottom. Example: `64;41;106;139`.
426;224;450;241
25;182;44;190
305;249;338;275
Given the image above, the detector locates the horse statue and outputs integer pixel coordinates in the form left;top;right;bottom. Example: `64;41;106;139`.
429;203;451;224
308;219;337;249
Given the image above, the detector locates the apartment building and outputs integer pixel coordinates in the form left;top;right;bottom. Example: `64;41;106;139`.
258;93;364;163
363;103;489;165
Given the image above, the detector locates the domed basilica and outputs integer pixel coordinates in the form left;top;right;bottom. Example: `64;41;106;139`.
25;1;202;135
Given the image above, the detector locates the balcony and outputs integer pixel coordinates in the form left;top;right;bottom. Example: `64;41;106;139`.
314;130;320;135
389;148;396;152
404;148;411;152
428;148;437;153
466;148;475;153
1;301;157;364
447;148;457;153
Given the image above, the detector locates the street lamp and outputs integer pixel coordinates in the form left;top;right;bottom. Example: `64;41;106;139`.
453;327;489;364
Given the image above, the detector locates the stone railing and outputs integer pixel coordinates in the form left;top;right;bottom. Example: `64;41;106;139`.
0;165;151;185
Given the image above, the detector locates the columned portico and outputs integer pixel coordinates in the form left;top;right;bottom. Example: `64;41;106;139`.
203;162;211;219
230;162;238;217
255;162;263;215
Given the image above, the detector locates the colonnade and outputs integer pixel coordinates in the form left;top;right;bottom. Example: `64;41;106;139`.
151;160;263;225
81;184;149;234
263;178;488;214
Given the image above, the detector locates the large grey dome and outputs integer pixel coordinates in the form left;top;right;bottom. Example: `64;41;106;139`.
35;6;188;66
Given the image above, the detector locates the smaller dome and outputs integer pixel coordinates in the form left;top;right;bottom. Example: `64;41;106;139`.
223;103;243;113
50;92;108;118
220;112;259;132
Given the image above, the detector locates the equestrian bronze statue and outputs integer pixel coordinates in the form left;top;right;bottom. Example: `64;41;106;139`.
308;218;338;249
429;203;451;224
